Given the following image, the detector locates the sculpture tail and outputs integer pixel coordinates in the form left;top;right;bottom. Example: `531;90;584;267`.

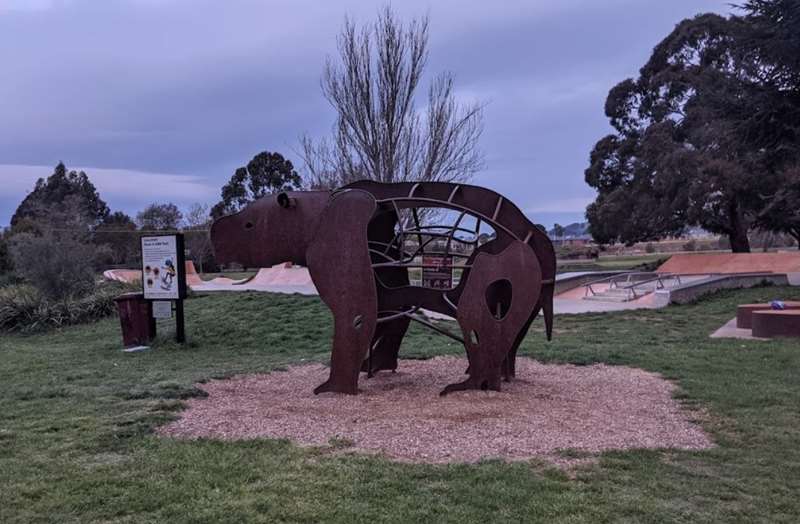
542;283;554;341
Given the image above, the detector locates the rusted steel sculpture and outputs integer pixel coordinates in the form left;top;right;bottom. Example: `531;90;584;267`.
211;182;555;395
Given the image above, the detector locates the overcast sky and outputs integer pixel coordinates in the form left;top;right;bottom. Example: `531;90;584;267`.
0;0;734;228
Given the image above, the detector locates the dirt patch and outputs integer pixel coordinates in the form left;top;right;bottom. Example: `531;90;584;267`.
159;357;713;465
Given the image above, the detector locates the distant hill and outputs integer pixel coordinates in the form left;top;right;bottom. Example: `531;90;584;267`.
548;222;589;239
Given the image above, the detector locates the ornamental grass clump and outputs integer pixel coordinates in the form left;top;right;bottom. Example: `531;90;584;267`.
0;282;132;333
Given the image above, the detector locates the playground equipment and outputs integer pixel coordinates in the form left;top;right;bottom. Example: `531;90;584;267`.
211;181;556;395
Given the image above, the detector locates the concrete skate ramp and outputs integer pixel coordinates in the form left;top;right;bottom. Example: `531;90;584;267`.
248;263;313;286
103;269;142;284
208;275;252;285
188;263;316;295
105;262;255;287
184;261;253;285
184;261;203;286
657;252;800;275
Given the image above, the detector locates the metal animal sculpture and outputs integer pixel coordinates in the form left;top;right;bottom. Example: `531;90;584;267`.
211;182;555;395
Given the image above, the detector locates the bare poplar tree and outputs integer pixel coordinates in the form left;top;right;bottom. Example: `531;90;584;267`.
183;203;213;273
301;6;484;189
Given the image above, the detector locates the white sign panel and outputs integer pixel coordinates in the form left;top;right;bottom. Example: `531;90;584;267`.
141;236;181;300
152;300;173;319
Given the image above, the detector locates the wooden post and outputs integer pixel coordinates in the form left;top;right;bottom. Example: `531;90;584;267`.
175;233;187;344
175;298;185;343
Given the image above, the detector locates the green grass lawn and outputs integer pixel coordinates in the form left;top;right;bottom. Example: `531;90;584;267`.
2;286;800;522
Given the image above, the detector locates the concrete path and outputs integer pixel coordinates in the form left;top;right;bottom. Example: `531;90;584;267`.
709;318;770;341
552;296;658;315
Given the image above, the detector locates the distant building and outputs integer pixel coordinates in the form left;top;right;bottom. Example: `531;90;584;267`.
548;222;592;246
553;235;592;247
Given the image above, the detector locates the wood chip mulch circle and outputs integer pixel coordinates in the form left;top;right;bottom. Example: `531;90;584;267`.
158;356;713;465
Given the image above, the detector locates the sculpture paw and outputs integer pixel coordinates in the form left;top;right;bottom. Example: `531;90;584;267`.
313;379;358;395
360;355;398;376
439;376;501;396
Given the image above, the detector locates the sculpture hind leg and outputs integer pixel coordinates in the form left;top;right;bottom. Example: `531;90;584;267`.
362;207;411;377
502;281;553;380
361;316;410;375
502;307;537;380
440;330;506;395
442;241;542;395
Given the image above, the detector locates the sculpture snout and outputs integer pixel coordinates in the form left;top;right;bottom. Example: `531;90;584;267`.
210;214;253;266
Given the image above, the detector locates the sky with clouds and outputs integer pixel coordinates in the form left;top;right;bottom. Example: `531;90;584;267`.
0;0;734;228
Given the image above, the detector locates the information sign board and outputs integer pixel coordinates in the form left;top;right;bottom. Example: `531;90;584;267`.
422;255;453;289
152;300;173;319
141;235;185;300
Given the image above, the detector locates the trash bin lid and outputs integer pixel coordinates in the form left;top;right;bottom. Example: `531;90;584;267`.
113;292;145;302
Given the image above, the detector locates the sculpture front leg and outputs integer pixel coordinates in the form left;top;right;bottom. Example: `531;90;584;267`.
315;312;376;395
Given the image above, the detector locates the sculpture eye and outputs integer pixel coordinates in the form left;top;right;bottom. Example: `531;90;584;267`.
245;222;254;230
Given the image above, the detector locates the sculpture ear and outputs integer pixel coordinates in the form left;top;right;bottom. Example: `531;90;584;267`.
277;192;296;209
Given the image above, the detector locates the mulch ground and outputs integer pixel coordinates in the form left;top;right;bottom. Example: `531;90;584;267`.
159;356;712;465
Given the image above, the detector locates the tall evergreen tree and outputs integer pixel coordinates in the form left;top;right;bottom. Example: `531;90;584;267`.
585;3;800;252
211;151;302;218
11;162;109;229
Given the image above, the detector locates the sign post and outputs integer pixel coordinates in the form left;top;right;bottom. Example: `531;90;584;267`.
141;234;187;343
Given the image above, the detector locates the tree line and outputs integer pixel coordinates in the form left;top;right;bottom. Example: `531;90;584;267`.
585;0;800;252
0;154;308;277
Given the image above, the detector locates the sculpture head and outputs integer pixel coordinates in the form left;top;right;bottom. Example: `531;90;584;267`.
210;191;331;267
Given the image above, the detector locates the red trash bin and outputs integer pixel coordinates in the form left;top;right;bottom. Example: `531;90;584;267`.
113;292;156;347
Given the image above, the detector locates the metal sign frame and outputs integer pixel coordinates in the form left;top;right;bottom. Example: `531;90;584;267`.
140;233;187;343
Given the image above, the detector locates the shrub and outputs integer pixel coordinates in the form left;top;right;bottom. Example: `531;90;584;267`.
557;244;599;260
634;256;670;272
9;232;98;300
0;232;12;273
0;272;22;289
683;239;697;252
0;281;134;333
645;242;656;253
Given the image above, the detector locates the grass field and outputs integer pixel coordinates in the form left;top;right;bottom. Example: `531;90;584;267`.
2;286;800;522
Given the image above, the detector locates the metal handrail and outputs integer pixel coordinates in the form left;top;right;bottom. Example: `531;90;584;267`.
583;271;655;292
584;272;681;300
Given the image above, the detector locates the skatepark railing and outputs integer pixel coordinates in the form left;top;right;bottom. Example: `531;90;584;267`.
584;272;682;301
